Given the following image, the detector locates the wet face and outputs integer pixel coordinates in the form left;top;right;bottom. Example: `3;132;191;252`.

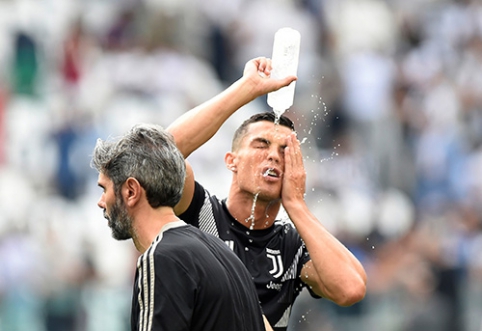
97;173;133;240
230;121;292;200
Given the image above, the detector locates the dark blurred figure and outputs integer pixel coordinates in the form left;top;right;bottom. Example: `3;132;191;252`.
11;31;39;96
53;121;81;200
208;24;235;83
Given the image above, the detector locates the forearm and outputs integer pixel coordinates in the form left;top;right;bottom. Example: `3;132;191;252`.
285;202;367;305
167;76;258;157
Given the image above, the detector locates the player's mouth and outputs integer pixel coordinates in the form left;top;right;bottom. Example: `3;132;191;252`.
262;167;281;179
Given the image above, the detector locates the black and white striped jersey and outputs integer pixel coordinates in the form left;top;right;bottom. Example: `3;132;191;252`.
179;182;320;331
131;220;265;331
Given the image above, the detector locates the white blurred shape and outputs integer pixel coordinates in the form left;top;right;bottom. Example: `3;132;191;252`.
338;188;374;237
0;166;35;235
376;189;415;239
326;0;397;55
5;97;57;187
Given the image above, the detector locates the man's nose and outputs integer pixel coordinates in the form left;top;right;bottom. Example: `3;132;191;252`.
267;147;281;163
97;198;105;209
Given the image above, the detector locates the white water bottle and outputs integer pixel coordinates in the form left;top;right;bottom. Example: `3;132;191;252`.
267;27;301;118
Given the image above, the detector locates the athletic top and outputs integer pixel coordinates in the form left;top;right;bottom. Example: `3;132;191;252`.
179;182;320;331
131;220;265;331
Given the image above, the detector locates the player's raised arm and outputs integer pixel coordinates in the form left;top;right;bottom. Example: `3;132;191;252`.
169;57;295;216
167;57;296;158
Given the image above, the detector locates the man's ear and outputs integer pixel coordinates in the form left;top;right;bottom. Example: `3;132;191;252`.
225;152;237;172
123;177;142;207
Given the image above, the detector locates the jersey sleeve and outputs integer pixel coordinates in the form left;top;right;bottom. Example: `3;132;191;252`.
178;181;206;227
133;251;198;331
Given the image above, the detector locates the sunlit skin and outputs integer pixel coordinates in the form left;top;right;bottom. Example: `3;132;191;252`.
229;122;290;198
225;121;303;230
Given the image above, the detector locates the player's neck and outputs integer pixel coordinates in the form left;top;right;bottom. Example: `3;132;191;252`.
226;193;280;230
132;206;180;253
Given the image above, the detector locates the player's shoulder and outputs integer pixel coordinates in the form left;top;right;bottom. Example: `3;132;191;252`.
150;226;198;254
272;217;304;246
274;217;297;233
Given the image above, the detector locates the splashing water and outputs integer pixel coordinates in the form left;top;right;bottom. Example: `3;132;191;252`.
274;112;281;126
263;168;275;178
296;309;312;325
245;192;259;230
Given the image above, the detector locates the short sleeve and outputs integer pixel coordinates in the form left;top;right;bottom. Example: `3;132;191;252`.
133;251;198;331
178;181;206;227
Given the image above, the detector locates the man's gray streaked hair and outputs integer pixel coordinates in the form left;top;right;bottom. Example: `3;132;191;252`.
91;124;186;208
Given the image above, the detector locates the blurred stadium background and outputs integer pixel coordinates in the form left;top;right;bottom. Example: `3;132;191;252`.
1;0;482;330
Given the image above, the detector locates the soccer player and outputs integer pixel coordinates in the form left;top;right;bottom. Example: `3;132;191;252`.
167;57;367;330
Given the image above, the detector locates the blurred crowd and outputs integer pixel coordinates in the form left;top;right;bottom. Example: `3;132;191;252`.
1;0;482;330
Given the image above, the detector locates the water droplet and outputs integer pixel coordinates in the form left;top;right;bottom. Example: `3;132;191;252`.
245;247;249;251
245;192;259;230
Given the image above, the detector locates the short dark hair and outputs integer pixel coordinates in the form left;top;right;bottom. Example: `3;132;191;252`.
231;112;295;150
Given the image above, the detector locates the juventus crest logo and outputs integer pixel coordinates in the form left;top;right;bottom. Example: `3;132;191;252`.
267;252;284;278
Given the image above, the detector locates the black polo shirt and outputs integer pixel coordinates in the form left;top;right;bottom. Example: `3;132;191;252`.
131;221;265;331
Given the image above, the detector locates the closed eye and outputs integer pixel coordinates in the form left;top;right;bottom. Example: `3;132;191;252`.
252;138;270;149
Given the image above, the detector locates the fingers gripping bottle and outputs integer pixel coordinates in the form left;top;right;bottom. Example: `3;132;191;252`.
267;27;301;121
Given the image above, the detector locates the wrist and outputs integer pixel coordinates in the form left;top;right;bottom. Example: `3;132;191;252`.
237;76;260;100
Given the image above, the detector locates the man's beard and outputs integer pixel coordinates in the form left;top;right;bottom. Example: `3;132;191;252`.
106;196;134;241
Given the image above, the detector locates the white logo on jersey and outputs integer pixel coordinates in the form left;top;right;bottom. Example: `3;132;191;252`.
266;281;282;291
225;240;234;251
267;253;284;278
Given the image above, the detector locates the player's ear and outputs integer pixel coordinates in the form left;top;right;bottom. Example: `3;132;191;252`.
225;152;237;172
124;177;142;207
